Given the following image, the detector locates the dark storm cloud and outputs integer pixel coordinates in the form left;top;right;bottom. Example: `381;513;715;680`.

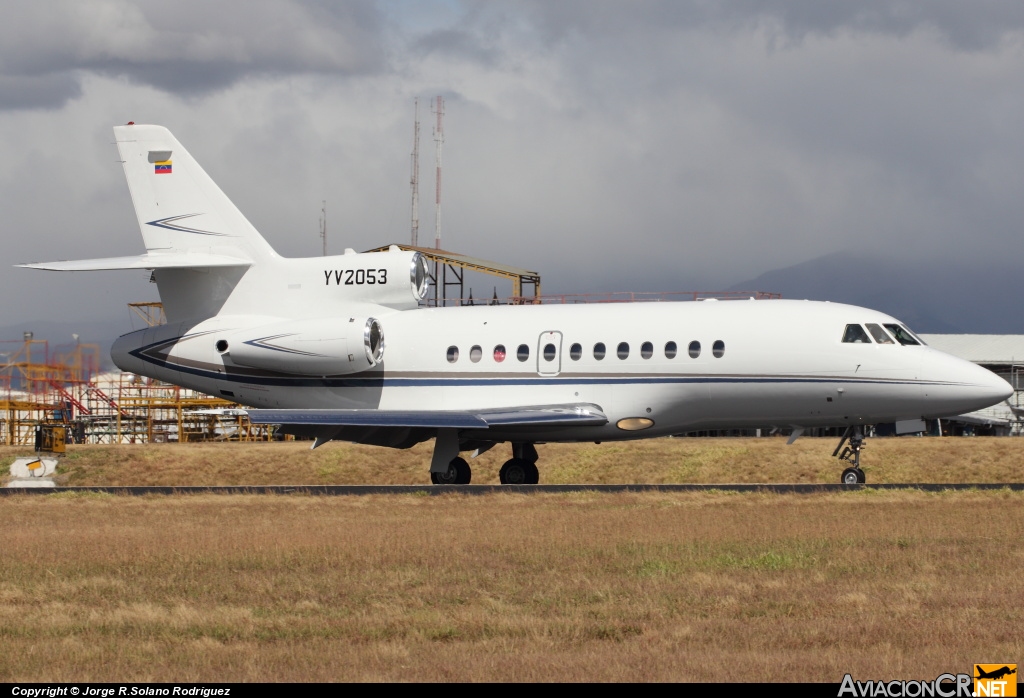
413;28;502;65
0;73;81;110
1;0;1023;328
0;0;387;107
507;0;1024;51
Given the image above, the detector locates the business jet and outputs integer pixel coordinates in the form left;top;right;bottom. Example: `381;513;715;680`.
18;125;1013;485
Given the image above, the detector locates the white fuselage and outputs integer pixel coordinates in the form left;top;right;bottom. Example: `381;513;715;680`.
111;298;1012;442
25;124;1014;465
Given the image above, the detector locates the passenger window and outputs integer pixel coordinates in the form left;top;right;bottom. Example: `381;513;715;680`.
543;343;556;361
641;342;653;359
493;344;506;362
665;341;677;359
842;324;871;344
569;343;582;360
883;324;920;346
866;323;894;344
470;345;482;363
617;342;629;359
593;343;606;360
712;340;725;358
688;341;701;359
446;346;459;363
517;344;529;361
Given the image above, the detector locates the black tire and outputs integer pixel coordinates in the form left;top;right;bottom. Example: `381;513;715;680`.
501;456;532;483
431;462;458;485
841;467;861;485
431;457;471;485
523;461;539;485
500;458;535;485
452;457;472;484
855;468;866;484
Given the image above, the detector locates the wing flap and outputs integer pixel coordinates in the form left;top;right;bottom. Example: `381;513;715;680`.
474;403;607;426
247;403;608;429
247;409;488;429
17;253;252;271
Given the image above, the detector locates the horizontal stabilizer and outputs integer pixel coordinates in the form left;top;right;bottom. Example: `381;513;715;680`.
17;253;253;271
247;403;608;429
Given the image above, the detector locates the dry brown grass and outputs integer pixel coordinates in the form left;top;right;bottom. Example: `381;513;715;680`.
0;490;1021;682
1;435;1021;486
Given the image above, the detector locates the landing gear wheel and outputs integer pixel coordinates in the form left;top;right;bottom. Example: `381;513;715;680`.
431;457;472;485
841;467;865;485
499;458;539;485
834;426;868;485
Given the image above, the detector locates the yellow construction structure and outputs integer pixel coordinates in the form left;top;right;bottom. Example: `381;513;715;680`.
0;316;276;445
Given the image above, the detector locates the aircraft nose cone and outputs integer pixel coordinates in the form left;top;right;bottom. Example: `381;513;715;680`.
979;366;1015;403
923;351;1013;417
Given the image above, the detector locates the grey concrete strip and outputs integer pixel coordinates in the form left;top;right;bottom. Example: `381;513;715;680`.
2;483;1024;496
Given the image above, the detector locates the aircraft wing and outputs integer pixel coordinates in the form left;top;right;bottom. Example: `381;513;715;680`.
246;403;608;429
17;253;252;271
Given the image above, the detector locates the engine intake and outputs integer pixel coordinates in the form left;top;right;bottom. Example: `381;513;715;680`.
225;316;384;376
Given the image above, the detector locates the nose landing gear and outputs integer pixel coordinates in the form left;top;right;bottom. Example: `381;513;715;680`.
833;426;866;484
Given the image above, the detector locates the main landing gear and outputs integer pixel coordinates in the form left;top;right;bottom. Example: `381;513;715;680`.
429;438;540;485
431;457;472;485
833;426;867;484
499;442;539;485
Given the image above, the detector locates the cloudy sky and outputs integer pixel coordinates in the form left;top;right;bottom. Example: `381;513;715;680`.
1;0;1023;335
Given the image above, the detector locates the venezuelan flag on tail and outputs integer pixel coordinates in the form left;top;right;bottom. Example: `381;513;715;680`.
154;160;172;174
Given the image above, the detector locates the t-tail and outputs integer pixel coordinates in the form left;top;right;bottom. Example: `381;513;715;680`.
19;124;428;323
114;124;277;264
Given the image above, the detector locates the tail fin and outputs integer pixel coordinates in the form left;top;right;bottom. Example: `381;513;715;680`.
114;124;277;262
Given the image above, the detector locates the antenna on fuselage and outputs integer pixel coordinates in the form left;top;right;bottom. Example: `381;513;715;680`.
319;200;327;256
433;95;444;251
410;98;421;247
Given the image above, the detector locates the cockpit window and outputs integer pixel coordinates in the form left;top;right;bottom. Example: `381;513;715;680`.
883;323;921;346
905;325;929;347
865;323;895;344
842;324;871;344
880;323;921;345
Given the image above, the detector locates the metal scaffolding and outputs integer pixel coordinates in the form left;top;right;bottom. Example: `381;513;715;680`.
0;329;275;445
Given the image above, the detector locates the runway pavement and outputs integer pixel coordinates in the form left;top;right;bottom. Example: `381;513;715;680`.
3;483;1024;496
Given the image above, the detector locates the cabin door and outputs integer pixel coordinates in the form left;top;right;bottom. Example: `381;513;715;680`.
536;330;563;377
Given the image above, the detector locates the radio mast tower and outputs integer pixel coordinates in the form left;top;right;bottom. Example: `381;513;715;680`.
432;95;444;250
410;98;421;247
319;200;327;256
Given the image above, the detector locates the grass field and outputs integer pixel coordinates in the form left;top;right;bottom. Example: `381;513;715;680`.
1;489;1021;682
1;434;1022;486
1;438;1022;682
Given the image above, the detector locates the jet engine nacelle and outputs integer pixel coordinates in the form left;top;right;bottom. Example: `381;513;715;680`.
222;316;384;376
319;249;430;310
